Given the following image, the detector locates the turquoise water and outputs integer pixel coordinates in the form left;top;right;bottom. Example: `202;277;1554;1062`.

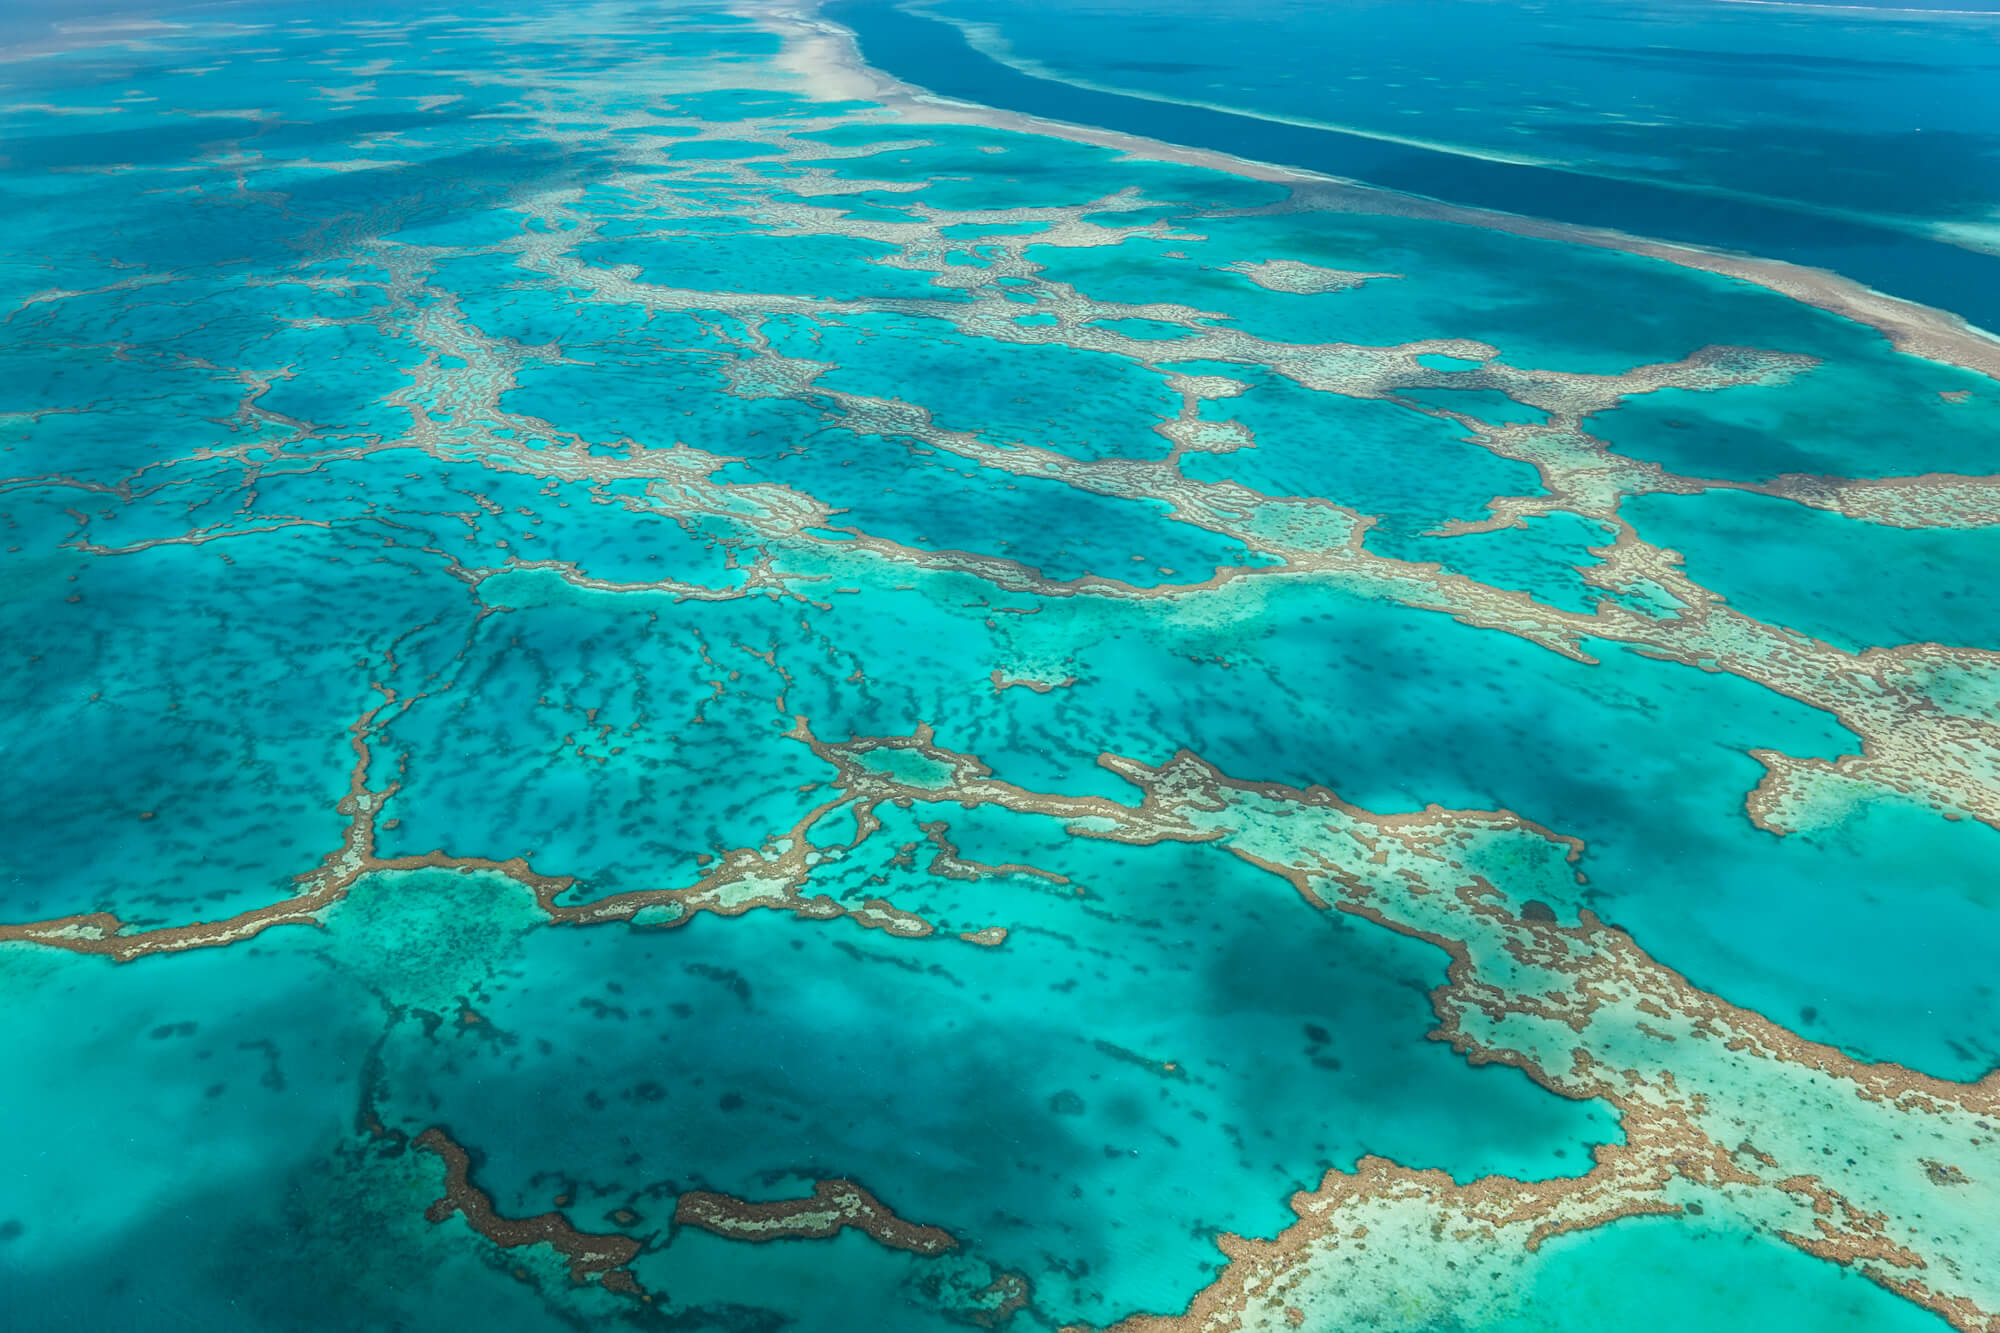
2;2;1996;1331
1624;489;2000;652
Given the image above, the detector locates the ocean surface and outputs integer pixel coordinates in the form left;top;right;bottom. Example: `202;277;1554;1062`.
833;0;2000;329
1;2;1997;1331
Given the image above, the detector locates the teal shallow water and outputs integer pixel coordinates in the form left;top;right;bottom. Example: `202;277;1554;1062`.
2;2;1997;1330
1624;489;2000;653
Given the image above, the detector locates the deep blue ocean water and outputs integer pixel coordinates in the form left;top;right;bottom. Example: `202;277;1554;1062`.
833;0;2000;331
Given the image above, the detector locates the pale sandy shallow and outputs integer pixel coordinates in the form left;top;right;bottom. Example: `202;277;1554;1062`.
744;1;2000;382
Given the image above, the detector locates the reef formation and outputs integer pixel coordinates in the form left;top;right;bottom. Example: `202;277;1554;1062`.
2;3;1997;1331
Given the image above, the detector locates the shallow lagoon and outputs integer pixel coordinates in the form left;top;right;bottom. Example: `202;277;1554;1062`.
2;1;1996;1330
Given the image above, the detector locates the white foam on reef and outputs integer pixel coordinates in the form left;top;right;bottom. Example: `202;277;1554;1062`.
740;0;2000;383
1933;216;2000;257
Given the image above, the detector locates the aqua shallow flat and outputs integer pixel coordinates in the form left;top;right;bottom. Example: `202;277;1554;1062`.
2;2;1998;1330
